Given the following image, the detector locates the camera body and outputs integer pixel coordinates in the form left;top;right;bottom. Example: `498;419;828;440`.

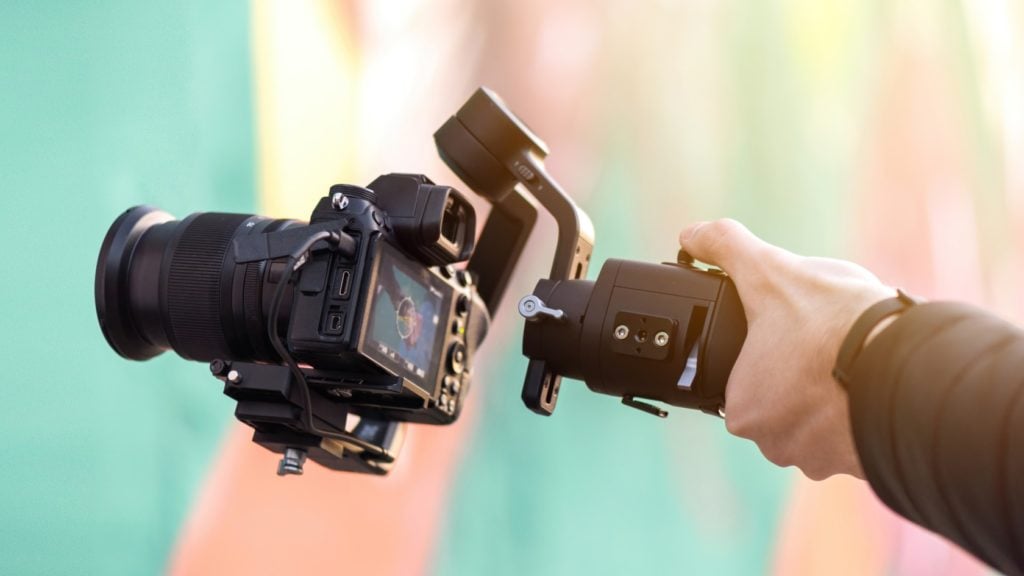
269;174;486;425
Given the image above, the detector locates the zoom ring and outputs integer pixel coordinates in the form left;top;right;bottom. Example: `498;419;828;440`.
166;213;249;361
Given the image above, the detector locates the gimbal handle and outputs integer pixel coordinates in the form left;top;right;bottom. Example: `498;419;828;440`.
434;87;594;415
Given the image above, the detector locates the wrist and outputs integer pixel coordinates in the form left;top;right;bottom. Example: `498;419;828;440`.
832;289;920;389
863;314;900;348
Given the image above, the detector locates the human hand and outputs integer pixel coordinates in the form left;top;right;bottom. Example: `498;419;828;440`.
679;219;895;480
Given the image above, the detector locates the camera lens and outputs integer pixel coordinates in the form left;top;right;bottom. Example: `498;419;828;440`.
95;206;300;362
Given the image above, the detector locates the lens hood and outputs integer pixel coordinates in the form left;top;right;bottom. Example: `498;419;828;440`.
95;205;174;360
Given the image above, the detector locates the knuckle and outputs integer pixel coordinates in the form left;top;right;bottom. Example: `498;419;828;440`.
693;219;782;282
723;412;755;439
703;219;746;250
712;217;745;232
760;442;795;468
723;400;801;470
723;414;744;437
802;466;829;481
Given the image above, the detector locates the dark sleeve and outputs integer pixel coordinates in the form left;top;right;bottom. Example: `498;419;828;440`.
847;302;1024;576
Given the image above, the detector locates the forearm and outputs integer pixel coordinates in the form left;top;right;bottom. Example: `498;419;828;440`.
846;302;1024;576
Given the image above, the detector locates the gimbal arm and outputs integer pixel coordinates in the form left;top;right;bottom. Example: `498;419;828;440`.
465;188;537;314
434;88;594;414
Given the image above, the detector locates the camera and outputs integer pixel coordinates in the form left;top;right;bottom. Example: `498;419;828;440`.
97;172;486;474
96;88;555;476
96;87;749;477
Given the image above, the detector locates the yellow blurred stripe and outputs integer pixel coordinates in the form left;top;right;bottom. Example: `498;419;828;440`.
252;0;358;219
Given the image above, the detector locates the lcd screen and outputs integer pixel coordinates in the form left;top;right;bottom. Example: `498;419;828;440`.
363;245;447;392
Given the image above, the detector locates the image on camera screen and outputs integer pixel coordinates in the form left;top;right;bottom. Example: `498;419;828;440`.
365;248;445;389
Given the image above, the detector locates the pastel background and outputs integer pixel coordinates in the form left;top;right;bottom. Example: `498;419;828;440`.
2;1;1021;574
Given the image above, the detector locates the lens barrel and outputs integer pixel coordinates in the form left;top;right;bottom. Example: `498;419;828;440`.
96;206;298;362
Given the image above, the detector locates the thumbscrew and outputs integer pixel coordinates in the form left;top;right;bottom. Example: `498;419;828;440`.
518;295;566;323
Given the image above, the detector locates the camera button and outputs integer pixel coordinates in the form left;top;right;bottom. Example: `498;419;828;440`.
456;294;470;317
676;249;696;267
448;342;466;375
452;317;465;336
514;161;536;182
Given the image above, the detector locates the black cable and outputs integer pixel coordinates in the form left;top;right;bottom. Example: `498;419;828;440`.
265;230;388;458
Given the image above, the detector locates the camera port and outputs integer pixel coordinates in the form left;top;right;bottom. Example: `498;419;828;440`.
325;311;345;335
337;268;352;299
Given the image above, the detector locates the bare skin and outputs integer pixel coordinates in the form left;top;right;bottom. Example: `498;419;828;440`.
679;219;897;480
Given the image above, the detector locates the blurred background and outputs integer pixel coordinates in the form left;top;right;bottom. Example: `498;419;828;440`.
2;0;1021;574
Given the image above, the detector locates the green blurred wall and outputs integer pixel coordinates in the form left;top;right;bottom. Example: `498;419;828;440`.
0;2;253;574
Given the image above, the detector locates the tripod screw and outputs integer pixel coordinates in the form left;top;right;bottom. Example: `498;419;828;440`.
331;192;349;211
209;359;228;377
277;447;307;476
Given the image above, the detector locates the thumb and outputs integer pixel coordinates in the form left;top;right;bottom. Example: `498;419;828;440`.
678;219;772;275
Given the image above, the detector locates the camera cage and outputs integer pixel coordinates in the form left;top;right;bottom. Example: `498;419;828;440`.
207;175;485;476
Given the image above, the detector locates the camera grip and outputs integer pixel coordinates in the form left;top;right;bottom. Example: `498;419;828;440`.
521;258;748;417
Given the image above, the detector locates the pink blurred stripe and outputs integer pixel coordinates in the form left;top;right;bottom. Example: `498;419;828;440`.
850;18;993;576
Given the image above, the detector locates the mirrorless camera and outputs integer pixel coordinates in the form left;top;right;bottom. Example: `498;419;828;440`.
98;172;486;474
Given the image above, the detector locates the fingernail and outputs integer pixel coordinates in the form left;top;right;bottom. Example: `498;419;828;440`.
680;221;707;242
